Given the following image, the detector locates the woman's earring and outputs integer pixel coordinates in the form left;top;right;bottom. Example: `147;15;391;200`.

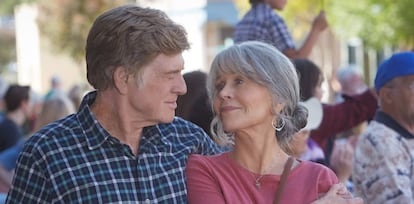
272;118;285;132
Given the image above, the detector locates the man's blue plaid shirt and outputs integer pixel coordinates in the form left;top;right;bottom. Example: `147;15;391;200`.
6;91;222;203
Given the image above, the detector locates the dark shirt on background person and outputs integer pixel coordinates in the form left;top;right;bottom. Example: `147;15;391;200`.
0;116;23;152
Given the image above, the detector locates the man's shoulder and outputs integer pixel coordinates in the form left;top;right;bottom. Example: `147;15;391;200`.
153;117;222;153
26;114;82;150
158;117;206;134
355;121;410;160
0;117;16;128
36;113;78;132
359;121;396;141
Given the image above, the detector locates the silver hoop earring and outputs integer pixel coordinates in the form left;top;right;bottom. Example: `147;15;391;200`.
272;118;285;132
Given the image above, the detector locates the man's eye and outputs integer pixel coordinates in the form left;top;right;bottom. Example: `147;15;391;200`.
408;81;414;90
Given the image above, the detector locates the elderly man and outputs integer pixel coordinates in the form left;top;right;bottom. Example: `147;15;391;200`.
353;52;414;203
6;5;221;203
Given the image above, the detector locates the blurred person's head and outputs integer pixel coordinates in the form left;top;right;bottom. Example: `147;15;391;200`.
176;71;213;135
86;5;190;91
176;71;208;118
3;85;31;127
249;0;287;10
34;95;75;131
336;65;367;96
4;85;31;114
207;41;307;151
293;59;324;101
51;75;61;89
375;52;414;131
68;84;84;109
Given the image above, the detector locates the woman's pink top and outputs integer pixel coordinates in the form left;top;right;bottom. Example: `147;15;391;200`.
186;152;338;204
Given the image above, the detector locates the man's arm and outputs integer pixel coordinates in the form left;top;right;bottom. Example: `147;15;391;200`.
284;11;328;59
6;145;50;203
311;88;378;151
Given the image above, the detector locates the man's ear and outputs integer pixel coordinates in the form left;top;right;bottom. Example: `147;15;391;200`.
113;66;129;94
378;87;393;105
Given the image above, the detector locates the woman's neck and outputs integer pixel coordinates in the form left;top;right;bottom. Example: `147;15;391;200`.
231;132;289;175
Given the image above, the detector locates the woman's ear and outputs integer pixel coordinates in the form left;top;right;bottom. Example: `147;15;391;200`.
113;66;129;94
275;102;285;113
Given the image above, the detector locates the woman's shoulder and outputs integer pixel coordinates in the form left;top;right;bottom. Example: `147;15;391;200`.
188;152;228;165
294;160;337;178
289;160;339;197
187;152;233;171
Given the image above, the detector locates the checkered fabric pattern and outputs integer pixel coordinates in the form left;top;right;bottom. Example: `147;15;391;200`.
233;3;295;53
353;111;414;203
6;91;222;203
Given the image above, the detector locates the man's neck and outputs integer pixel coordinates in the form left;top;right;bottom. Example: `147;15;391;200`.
91;91;154;156
7;110;25;126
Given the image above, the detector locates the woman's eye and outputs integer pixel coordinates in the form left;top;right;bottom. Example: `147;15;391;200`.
235;78;244;85
215;82;224;91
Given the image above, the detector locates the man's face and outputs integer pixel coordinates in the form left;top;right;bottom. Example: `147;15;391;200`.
382;75;414;125
267;0;288;10
126;53;187;124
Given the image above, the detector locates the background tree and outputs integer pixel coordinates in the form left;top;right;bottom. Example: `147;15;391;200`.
36;0;129;64
0;30;16;73
234;0;414;50
0;0;37;14
329;0;414;50
0;0;36;73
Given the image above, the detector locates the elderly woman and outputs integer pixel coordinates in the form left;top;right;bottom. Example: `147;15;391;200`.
186;41;362;204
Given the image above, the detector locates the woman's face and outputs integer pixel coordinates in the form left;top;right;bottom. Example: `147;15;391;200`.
213;73;279;133
314;79;324;101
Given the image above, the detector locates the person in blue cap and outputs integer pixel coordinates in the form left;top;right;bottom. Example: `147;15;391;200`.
352;51;414;203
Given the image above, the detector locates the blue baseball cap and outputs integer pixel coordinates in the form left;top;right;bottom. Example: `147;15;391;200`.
375;52;414;92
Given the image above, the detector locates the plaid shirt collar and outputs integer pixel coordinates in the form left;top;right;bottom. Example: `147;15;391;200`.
77;91;167;153
76;91;112;150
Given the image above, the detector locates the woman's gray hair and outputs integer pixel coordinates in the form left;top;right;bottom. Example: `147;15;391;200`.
207;41;308;152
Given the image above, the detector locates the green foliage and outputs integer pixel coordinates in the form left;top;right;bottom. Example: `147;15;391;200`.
0;0;37;14
233;0;250;17
234;0;414;49
0;31;16;72
329;0;414;49
280;0;321;41
36;0;129;63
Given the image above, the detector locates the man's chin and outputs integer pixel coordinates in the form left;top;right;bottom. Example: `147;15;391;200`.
159;114;175;124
